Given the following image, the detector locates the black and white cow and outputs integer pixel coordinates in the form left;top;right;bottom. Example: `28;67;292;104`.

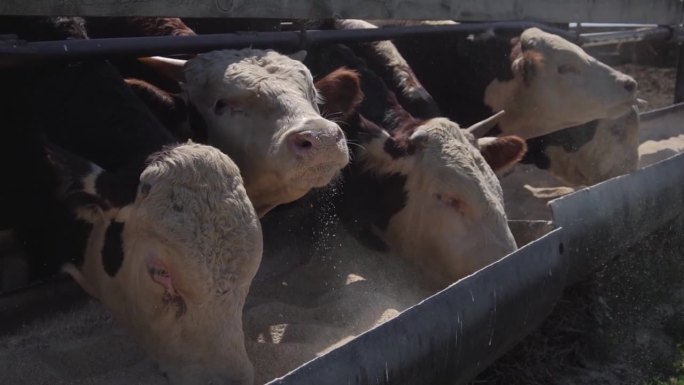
0;16;262;385
306;44;527;288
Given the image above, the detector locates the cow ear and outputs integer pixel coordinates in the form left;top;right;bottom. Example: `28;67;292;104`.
146;258;179;297
288;50;307;62
138;56;187;82
315;67;364;119
44;142;116;222
478;135;527;174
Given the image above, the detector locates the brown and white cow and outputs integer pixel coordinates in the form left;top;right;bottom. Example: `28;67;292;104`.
308;45;526;288
131;49;350;217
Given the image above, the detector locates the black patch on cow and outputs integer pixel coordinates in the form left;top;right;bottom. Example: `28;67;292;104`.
388;29;522;125
343;39;442;119
95;170;138;207
383;137;416;159
372;172;409;231
338;165;408;251
521;120;599;169
188;102;209;143
102;221;125;277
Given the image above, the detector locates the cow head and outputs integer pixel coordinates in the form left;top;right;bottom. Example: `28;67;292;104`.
317;68;525;288
484;28;638;139
54;143;262;385
141;49;350;217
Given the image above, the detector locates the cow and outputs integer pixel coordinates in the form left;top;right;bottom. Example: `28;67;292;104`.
0;16;263;385
334;20;641;186
125;49;350;217
306;44;527;288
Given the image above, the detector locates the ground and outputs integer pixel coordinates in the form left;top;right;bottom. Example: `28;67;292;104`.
473;216;684;385
618;64;677;112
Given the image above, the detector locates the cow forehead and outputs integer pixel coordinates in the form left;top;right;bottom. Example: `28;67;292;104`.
185;49;316;102
134;144;260;290
521;28;588;60
413;119;503;207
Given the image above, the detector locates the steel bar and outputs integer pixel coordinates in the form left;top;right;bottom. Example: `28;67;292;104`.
0;21;676;68
579;26;673;47
0;0;681;24
0;21;577;68
675;44;684;103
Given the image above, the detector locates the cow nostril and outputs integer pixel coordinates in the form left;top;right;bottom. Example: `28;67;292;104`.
288;131;317;154
297;138;313;149
624;80;637;93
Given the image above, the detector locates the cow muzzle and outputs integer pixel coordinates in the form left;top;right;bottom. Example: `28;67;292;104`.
285;118;347;160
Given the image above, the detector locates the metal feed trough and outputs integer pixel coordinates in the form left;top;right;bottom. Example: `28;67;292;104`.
1;1;684;383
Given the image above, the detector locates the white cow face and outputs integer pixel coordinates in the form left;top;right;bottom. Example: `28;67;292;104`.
485;28;638;139
359;118;523;288
180;49;349;216
62;143;263;385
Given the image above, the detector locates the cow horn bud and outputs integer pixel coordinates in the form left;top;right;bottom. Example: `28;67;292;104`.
466;110;506;139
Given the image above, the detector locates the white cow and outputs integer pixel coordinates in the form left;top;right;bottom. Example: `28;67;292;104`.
138;49;350;217
58;142;263;385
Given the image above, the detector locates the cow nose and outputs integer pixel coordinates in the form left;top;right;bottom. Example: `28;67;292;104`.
286;119;344;156
623;78;637;93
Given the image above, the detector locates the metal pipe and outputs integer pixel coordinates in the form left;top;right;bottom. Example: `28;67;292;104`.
0;21;577;68
675;44;684;103
579;26;672;47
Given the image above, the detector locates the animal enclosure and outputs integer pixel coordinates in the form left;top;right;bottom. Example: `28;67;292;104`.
0;1;683;384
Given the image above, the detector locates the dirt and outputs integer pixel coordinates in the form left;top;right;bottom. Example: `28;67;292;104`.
616;64;677;112
472;211;684;385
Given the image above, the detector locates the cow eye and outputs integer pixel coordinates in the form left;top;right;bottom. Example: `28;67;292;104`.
435;193;466;215
214;99;244;116
557;64;579;75
214;99;229;115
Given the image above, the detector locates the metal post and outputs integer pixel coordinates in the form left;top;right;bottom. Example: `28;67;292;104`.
675;43;684;103
0;21;577;69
